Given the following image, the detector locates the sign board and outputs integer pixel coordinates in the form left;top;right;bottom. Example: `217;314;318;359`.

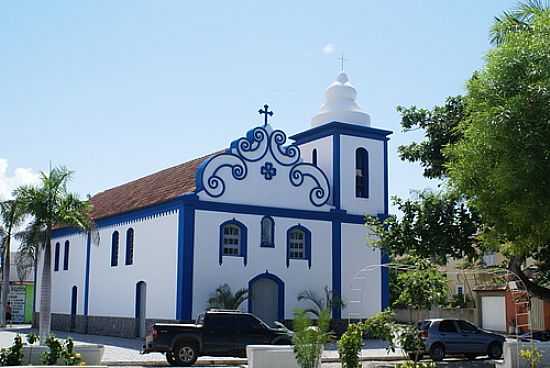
9;285;27;323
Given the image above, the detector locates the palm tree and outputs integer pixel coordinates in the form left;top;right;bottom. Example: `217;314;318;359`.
207;284;248;310
490;0;550;45
0;200;26;325
297;286;345;318
15;166;92;341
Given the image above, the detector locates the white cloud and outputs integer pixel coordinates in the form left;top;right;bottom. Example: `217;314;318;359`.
0;159;40;200
322;43;335;55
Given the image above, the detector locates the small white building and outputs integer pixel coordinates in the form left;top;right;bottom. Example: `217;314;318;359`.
36;72;392;337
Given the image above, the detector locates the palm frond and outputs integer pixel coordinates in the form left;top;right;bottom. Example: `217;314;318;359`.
490;0;550;45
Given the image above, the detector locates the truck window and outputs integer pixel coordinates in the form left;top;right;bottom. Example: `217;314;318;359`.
235;315;264;332
206;314;235;331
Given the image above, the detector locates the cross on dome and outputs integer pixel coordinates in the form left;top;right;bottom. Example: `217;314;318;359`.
311;72;371;127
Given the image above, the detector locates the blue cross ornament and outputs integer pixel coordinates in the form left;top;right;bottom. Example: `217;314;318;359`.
261;162;277;180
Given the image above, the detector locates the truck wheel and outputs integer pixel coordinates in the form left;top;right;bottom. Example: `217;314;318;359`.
173;341;198;366
166;352;177;366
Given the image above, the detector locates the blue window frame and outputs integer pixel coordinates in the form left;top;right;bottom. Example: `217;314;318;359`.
63;240;70;270
111;231;119;267
260;216;275;247
312;149;318;166
286;225;311;268
219;219;247;265
54;242;60;271
355;147;369;198
125;228;134;265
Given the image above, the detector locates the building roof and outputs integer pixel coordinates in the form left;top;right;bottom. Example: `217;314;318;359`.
89;153;215;220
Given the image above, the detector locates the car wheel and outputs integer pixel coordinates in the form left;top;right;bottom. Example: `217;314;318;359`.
173;341;199;366
430;344;445;361
488;342;503;359
166;352;177;366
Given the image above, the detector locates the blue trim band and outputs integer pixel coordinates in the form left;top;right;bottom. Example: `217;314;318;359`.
248;272;285;322
290;121;392;145
331;219;342;319
333;134;341;209
177;204;195;320
84;232;91;316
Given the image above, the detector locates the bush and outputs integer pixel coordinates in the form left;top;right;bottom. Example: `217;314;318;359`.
363;309;394;341
63;338;82;366
293;308;332;368
337;323;365;368
0;335;24;366
520;345;542;368
42;335;63;365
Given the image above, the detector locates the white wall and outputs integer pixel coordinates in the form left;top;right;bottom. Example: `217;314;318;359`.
192;210;333;320
341;223;381;319
88;211;179;319
299;136;333;197
37;232;88;315
339;135;385;216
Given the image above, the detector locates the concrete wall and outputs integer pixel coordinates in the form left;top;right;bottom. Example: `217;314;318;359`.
394;307;480;326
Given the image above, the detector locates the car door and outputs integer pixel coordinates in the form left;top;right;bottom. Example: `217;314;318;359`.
202;314;238;355
234;314;272;353
437;320;462;354
456;320;486;354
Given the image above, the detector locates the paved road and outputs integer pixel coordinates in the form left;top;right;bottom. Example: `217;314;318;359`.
0;325;494;367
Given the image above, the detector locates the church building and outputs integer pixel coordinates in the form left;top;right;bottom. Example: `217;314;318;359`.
37;72;392;337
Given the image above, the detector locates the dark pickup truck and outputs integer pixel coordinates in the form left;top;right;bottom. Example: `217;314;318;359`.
143;310;293;366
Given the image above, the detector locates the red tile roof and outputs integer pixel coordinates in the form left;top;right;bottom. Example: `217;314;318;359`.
89;153;215;220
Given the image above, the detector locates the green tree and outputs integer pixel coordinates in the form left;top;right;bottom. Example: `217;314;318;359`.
207;284;248;310
0;200;26;326
292;308;331;368
391;257;448;311
366;191;481;265
15;167;92;341
397;96;466;179
447;4;550;299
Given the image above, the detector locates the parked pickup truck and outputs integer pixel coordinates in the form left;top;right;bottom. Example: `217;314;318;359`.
142;310;293;366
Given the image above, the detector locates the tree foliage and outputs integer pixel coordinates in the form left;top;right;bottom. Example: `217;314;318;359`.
366;191;481;265
297;286;345;318
447;5;550;298
292;308;331;368
397;96;466;179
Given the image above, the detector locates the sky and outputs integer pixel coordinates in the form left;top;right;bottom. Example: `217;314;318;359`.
0;0;518;207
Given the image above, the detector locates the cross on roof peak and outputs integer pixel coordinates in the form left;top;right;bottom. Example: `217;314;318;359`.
258;104;273;126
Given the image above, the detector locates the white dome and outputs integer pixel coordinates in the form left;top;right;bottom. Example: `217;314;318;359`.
311;72;371;127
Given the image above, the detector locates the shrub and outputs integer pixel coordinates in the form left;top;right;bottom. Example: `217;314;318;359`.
0;335;24;366
41;335;63;365
520;345;542;368
63;338;83;366
292;308;332;368
337;322;365;368
363;309;395;342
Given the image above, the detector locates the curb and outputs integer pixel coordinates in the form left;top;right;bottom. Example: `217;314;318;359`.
103;355;404;366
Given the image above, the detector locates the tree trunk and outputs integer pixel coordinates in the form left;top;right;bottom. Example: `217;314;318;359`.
509;256;550;301
39;239;52;343
1;236;11;326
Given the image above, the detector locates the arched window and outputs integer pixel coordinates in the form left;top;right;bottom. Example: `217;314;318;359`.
111;231;119;267
312;149;318;166
355;148;369;198
286;225;312;268
125;228;134;265
63;240;70;270
54;242;60;271
260;216;275;247
219;219;248;265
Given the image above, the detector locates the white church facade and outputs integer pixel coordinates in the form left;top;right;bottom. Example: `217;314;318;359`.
36;72;392;337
